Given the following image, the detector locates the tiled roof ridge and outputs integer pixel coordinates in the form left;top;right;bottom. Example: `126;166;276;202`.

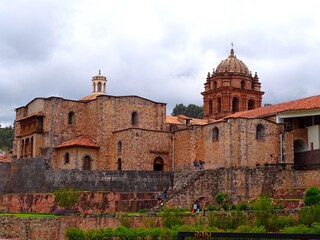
55;135;99;149
224;94;320;119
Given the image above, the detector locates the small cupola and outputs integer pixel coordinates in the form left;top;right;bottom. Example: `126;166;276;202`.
92;70;107;95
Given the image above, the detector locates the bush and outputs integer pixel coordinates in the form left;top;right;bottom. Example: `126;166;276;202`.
252;195;274;228
207;211;250;230
215;192;229;205
65;227;85;240
237;203;251;211
305;187;320;197
162;206;184;228
206;204;219;211
235;225;266;233
281;224;311;234
268;215;297;232
117;214;132;228
305;195;320;206
304;187;320;206
299;204;320;226
53;187;80;211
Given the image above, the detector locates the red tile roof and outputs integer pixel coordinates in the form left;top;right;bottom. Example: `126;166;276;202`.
55;135;99;149
225;95;320;119
166;115;209;125
0;155;11;162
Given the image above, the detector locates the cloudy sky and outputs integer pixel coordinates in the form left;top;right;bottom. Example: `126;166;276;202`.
1;0;320;126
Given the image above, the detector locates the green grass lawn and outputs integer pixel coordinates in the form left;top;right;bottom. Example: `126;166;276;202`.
0;213;58;218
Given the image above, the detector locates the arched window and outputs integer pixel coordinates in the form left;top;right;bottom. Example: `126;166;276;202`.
131;111;138;126
117;141;122;153
20;139;25;158
217;97;222;112
68;111;76;125
212;127;219;141
83;155;92;170
232;97;239;112
256;124;266;140
251;82;254;90
241;80;245;90
30;137;34;157
214;81;217;90
117;158;122;171
64;152;70;164
25;138;30;157
98;82;102;92
209;100;213;114
248;99;255;110
154;157;164;171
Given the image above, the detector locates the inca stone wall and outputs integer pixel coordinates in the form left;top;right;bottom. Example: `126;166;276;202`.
1;158;173;194
0;192;159;213
171;167;320;208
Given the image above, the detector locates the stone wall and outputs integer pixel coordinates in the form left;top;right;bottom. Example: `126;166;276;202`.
1;158;174;194
171;167;320;207
0;192;158;213
0;162;11;192
0;215;166;240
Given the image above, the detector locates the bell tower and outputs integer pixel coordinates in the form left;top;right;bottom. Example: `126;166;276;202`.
92;70;107;95
202;48;264;119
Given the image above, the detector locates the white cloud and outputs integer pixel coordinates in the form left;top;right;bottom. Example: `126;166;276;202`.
1;0;320;125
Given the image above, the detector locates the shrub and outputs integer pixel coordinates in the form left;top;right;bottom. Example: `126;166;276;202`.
207;211;249;230
53;187;80;211
215;192;229;205
65;227;85;240
281;224;311;234
235;225;266;233
299;204;320;226
304;187;320;206
268;215;297;232
142;216;158;228
305;187;320;197
162;206;184;228
237;203;251;211
206;204;219;211
117;214;132;228
252;195;274;229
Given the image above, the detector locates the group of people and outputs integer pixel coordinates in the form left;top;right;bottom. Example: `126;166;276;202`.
157;191;167;205
193;202;200;213
193;160;204;170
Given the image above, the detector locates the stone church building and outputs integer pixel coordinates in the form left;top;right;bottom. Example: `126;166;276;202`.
12;49;320;172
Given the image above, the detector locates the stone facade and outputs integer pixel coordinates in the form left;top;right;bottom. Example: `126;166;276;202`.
12;50;314;174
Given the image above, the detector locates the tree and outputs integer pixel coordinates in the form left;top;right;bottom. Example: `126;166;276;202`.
172;103;203;118
0;125;14;150
172;104;187;116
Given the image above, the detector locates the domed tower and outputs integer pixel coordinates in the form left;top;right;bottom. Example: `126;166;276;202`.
202;48;264;119
92;70;107;95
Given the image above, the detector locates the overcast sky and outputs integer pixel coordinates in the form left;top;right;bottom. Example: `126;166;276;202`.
1;0;320;126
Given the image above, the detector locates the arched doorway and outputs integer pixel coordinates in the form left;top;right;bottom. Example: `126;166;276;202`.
83;155;92;170
153;157;164;171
